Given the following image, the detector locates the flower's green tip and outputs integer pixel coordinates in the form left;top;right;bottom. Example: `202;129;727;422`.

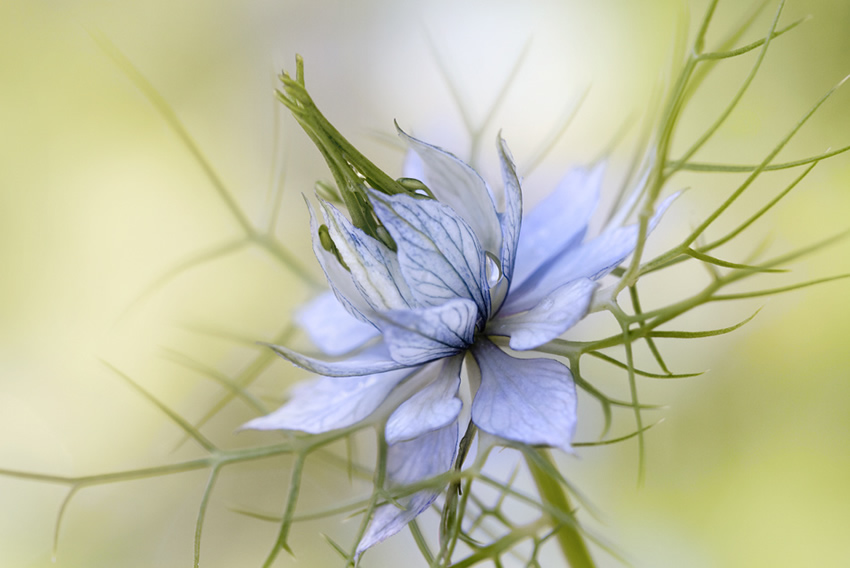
277;56;436;250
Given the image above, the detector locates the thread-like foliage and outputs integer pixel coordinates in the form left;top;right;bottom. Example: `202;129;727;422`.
2;1;848;567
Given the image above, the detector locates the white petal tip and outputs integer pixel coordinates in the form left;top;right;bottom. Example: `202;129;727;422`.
238;416;278;432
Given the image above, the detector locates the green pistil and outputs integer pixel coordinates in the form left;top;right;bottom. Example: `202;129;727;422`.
277;55;429;250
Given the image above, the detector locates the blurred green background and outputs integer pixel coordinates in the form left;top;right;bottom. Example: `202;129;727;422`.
2;0;849;566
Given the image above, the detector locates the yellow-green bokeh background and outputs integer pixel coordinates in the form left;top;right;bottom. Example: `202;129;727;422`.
2;0;849;566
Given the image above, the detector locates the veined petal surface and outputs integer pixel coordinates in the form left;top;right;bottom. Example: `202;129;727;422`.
372;192;490;317
497;137;523;289
488;277;597;350
399;128;501;255
470;339;576;452
321;200;415;311
381;299;477;366
307;200;376;325
385;356;463;444
241;367;415;434
266;341;410;377
356;424;458;558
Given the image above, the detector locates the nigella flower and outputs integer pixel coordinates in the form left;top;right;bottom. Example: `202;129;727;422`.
244;126;673;555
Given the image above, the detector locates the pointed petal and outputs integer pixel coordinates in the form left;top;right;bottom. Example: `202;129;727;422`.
295;291;379;356
563;191;679;283
372;192;490;317
265;341;410;377
511;163;604;288
398;128;501;254
508;192;678;310
356;424;458;558
380;299;476;365
306;199;375;325
241;367;415;433
385;356;463;444
497;137;523;288
402;147;425;180
470;339;576;452
321;200;416;311
488;278;597;350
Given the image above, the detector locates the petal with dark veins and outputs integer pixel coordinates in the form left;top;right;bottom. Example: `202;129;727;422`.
372;192;490;317
470;339;576;452
242;366;415;434
399;128;501;255
306;199;376;325
380;299;477;366
385;356;463;444
497;137;523;290
321;200;416;311
488;278;597;350
355;423;458;559
265;341;411;377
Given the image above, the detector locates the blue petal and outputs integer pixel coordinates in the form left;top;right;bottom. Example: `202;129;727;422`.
497;137;523;290
511;163;603;288
356;424;458;558
295;291;379;356
241;367;415;434
398;128;502;255
320;200;416;311
380;299;477;365
470;339;576;452
306;199;376;325
507;192;678;312
264;341;411;377
487;278;597;350
385;356;463;444
372;192;490;317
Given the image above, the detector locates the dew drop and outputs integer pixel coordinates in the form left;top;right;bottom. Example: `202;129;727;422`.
485;252;502;287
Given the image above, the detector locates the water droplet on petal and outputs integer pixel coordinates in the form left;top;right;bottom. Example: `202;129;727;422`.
485;252;502;287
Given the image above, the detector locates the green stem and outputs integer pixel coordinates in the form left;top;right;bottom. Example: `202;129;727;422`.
525;451;595;568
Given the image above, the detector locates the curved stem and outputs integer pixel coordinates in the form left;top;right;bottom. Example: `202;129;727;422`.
525;451;595;568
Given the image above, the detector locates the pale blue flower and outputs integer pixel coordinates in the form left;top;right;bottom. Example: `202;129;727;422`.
244;129;673;555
